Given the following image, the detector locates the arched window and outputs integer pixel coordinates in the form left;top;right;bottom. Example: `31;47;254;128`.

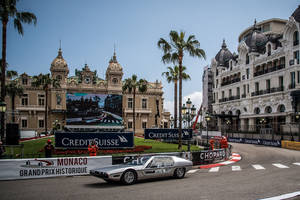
277;104;285;113
246;54;249;65
56;75;62;82
265;106;272;114
293;31;299;46
254;107;260;114
267;44;271;56
112;78;118;84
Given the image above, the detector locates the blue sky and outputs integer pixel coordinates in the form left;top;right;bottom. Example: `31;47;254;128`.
3;0;299;114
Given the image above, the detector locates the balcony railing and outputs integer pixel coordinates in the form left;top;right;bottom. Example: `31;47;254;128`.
242;94;246;98
219;95;240;103
221;78;241;87
254;64;285;77
251;86;284;97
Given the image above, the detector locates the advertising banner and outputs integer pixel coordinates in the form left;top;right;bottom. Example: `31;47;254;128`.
144;129;192;140
66;93;123;127
55;132;134;149
0;156;112;180
191;149;226;165
228;137;281;147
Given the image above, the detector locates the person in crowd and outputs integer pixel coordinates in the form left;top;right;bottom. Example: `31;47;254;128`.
44;139;54;158
88;140;99;156
0;141;5;158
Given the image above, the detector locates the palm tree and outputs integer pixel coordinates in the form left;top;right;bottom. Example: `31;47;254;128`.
158;30;205;149
162;65;190;128
32;73;60;133
6;78;23;122
1;0;37;140
122;74;147;134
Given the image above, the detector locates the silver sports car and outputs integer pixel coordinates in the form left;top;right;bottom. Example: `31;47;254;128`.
90;155;193;185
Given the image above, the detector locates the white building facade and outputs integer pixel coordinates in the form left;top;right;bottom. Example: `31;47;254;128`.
210;6;300;134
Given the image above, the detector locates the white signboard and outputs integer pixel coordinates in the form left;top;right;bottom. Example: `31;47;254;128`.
0;156;112;180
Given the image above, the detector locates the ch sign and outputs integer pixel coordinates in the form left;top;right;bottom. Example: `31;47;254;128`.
144;129;192;140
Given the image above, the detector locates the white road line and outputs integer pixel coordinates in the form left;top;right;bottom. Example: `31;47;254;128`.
293;162;300;166
272;163;289;169
187;169;198;174
209;167;219;172
252;164;265;170
258;191;300;200
232;166;241;171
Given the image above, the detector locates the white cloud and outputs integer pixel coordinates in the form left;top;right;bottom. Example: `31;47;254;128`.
164;91;203;116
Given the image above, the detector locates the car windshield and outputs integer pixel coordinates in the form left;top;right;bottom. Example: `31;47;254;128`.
125;156;151;165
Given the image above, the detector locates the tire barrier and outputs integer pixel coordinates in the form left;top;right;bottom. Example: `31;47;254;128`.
281;140;300;151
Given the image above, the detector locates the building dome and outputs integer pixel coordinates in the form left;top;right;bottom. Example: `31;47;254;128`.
292;5;300;23
245;20;268;53
50;48;68;71
215;39;233;68
106;51;123;72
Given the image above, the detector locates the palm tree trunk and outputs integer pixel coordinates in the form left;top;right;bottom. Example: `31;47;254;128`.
45;88;48;133
178;55;183;150
174;80;178;128
133;89;136;135
1;20;8;141
12;95;15;123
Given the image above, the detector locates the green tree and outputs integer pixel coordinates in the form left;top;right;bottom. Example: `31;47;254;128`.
5;70;23;122
158;30;205;149
32;73;60;133
122;74;147;134
162;65;190;128
0;0;37;139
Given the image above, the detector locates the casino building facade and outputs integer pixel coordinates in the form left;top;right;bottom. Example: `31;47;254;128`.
4;49;170;135
208;6;300;133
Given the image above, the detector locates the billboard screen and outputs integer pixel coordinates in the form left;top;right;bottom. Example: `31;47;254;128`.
66;93;123;127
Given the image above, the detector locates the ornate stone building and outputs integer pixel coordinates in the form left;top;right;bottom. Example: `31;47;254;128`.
5;49;170;135
209;6;300;133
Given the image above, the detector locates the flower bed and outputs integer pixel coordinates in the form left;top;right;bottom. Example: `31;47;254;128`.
40;145;152;155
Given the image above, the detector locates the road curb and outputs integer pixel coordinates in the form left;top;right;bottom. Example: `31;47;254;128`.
197;153;241;169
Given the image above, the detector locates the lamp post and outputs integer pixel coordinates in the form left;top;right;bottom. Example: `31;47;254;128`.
295;112;300;142
226;119;231;138
181;98;196;151
205;114;211;146
0;101;7;142
170;116;174;128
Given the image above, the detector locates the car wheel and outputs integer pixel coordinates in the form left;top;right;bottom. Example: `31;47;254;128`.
121;170;137;185
174;168;185;179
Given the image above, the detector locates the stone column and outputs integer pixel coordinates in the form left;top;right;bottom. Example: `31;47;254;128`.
249;118;256;131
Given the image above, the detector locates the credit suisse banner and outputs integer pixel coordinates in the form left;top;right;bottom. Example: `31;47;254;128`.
228;137;281;147
0;156;112;180
144;129;192;140
55;132;134;149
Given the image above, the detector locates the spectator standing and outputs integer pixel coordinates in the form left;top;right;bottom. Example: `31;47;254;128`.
88;140;99;156
44;139;54;158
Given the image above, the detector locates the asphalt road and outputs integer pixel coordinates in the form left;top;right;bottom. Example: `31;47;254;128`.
1;143;300;200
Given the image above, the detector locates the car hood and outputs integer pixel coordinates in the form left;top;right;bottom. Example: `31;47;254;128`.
92;164;142;174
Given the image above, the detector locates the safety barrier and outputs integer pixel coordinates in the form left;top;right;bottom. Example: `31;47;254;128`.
0;147;232;181
281;140;300;151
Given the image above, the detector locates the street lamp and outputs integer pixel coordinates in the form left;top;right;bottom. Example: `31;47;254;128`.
226;119;231;138
205;114;211;146
295;112;300;142
0;101;6;142
170;116;174;128
181;98;196;152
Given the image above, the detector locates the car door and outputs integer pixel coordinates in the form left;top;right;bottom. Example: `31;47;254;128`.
143;157;174;178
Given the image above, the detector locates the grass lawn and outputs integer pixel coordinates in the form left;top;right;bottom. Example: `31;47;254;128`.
2;136;201;159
